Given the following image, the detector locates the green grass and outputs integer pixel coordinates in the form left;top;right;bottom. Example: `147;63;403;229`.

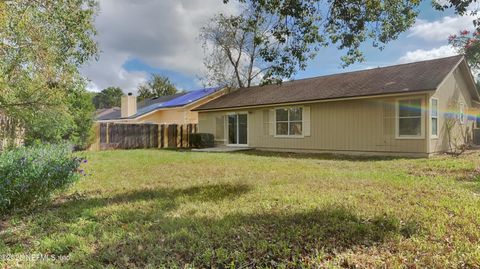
1;149;480;268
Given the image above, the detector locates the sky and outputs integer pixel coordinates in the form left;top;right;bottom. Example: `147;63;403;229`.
81;0;478;94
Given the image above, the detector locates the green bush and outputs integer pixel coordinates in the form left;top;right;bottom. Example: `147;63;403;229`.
0;144;84;214
189;133;215;148
22;86;95;150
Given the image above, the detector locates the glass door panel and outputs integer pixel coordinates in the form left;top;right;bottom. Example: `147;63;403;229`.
228;115;237;144
238;114;248;145
227;114;248;145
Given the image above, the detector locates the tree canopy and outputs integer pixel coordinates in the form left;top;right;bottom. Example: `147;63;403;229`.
0;0;98;110
138;74;178;101
449;30;480;70
0;0;98;148
201;8;313;88
206;0;480;87
93;87;124;109
448;30;480;95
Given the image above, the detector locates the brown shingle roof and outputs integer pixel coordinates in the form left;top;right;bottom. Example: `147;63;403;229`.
195;55;464;111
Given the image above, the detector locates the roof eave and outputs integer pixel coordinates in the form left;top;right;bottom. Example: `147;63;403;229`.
437;56;480;101
193;89;436;112
459;58;480;101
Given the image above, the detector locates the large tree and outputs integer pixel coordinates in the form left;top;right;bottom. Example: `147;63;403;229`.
93;87;124;109
449;30;480;75
448;30;480;106
0;0;98;147
137;74;178;101
0;0;98;110
206;0;480;87
201;8;313;88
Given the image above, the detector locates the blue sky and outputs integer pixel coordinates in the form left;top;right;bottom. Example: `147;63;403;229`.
301;1;462;77
81;0;476;93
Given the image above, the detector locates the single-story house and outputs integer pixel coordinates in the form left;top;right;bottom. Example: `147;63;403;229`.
96;87;227;125
194;55;480;157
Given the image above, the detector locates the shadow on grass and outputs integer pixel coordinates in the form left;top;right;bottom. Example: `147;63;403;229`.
84;206;417;268
12;183;419;268
233;150;407;162
43;183;252;223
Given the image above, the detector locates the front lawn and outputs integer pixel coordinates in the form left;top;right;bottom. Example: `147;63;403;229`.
1;150;480;268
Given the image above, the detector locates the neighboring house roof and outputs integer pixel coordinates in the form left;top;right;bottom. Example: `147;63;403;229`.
133;92;188;118
195;55;471;111
96;87;222;121
137;92;187;110
96;107;121;121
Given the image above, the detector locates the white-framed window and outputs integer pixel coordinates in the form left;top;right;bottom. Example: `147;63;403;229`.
275;107;303;136
430;98;438;138
396;98;424;139
459;103;465;124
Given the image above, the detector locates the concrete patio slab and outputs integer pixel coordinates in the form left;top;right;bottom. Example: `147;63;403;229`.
192;146;252;152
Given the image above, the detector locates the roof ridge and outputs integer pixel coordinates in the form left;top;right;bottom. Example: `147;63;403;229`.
195;55;467;111
265;55;464;86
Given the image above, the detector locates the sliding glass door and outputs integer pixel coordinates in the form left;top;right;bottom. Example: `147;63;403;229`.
228;113;248;145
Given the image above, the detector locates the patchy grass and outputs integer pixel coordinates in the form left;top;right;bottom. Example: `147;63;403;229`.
1;149;480;268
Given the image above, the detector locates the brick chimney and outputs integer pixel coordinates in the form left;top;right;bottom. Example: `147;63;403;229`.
121;92;137;118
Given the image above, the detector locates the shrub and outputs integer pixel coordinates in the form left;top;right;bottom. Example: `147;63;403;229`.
0;144;84;214
190;133;214;148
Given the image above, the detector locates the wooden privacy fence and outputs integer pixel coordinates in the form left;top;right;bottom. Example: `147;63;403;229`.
91;123;198;150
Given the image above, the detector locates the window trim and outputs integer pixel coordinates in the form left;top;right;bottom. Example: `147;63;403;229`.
274;106;305;138
395;97;425;140
430;98;439;139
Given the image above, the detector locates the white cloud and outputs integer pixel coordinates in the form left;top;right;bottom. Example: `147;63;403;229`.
408;1;480;41
81;0;238;93
82;52;148;93
408;15;475;41
432;0;450;6
397;45;457;63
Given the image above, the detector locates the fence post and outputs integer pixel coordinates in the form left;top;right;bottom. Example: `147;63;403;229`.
180;124;184;148
173;124;176;148
160;124;164;148
89;123;101;151
106;123;110;144
186;124;189;148
178;124;181;148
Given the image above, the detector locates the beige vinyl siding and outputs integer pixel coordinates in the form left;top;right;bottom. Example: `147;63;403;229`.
429;63;476;153
198;93;429;155
137;109;188;124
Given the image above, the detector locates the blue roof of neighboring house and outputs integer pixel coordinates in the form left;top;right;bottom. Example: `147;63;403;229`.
96;87;222;121
161;87;220;108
